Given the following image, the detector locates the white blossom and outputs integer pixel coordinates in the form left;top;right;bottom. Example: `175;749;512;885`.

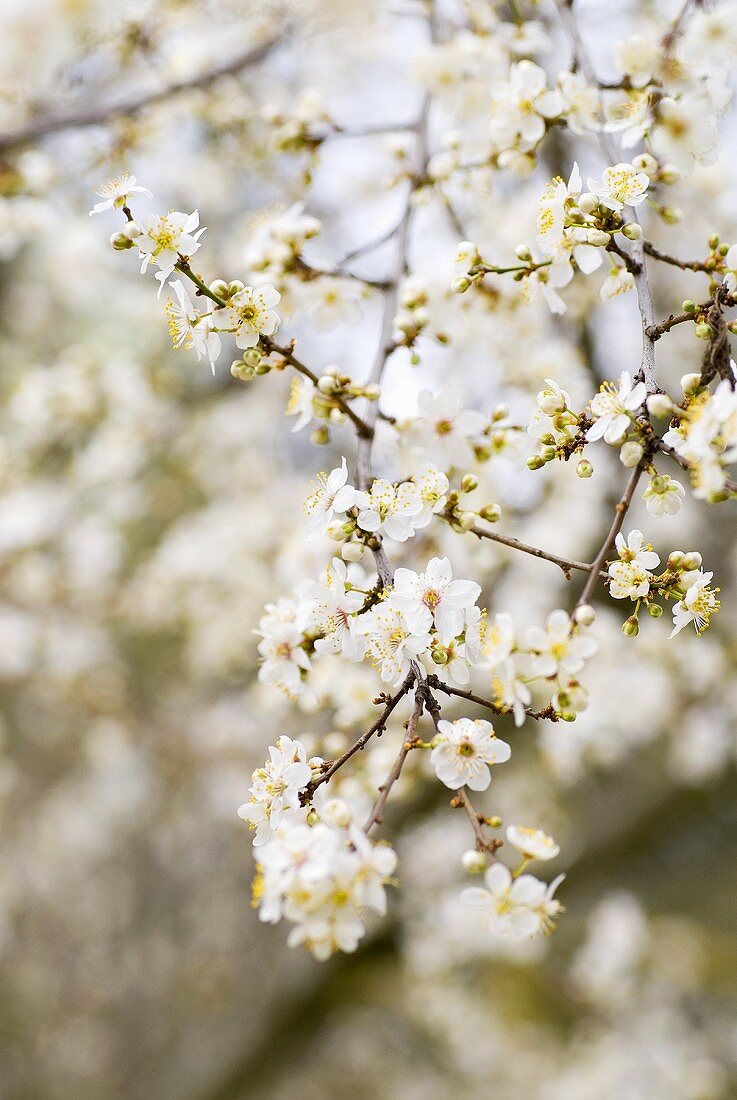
430;717;511;790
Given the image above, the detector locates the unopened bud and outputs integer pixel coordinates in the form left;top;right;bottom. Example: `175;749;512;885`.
209;279;230;299
647;603;664;618
622;222;642;241
311;426;330;446
254;362;271;375
622;615;639;637
317;374;338;394
667;551;685;571
539;392;566;416
431;648;449;665
578;192;598;214
341;542;365;562
576;459;594;479
461;849;487;873
660;206;682;225
682;551;702;571
110;231;133;250
708;234;720;250
515;244;532;262
321;798;352;828
619;441;643;467
230;359;255;381
695;322;713;341
681;372;702;395
574;603;596;626
122;220;142;239
527;455;545;471
586;228;611;247
228;280;245;295
363;383;381;400
243;348;262;368
647;393;672;418
478;504;501;523
461;474;479;493
458;510;476;530
451;276;471;294
492;403;509;421
633;153;658;175
540;445;557;462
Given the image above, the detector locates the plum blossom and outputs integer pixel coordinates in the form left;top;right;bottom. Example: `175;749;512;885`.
354;479;422;542
137;209;205;292
303;557;366;659
587;372;646;445
359;604;431;684
506;825;560;862
430;717;511;790
165;280;221;372
643;474;686;517
238;736;312;846
221;283;281;349
608;530;660;600
407;387;486;469
489;60;563;153
392;557;481;640
304;458;356;539
89;172;152;215
669;570;720;637
587;163;649;211
526;609;597;678
461;863;564;940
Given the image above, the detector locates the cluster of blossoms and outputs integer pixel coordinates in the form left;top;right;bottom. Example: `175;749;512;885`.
607;531;720;639
90;0;737;968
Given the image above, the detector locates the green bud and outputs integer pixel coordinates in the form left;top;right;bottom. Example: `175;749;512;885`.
576;459;594;479
431;648;448;665
647;603;664;618
708;234;720;250
478;504;501;523
228;280;245;295
458;510;476;530
451;276;471;294
682;299;696;313
489;816;503;829
622;222;642;241
527;456;545;472
461;474;479;493
540;445;557;462
110;231;133;250
230;360;255;381
622;615;640;637
255;362;271;375
311;427;330;446
209;279;229;299
695;322;713;341
719;242;730;256
243;348;262;368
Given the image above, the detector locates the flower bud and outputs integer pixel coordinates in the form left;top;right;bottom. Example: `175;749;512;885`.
431;648;449;665
647;603;663;618
341;542;365;562
492;403;509;421
576;459;594;479
451;276;471;294
622;615;639;637
586;228;611;247
633;153;658;175
321;798;352;828
527;455;545;471
230;359;255;381
228;280;245;295
681;372;702;396
647;393;672;418
619;441;643;467
667;550;685;571
461;850;487;874
110;231;133;250
326;520;348;541
254;362;271;375
540;445;557;462
682;299;696;314
311;426;330;446
458;510;476;530
515;243;532;262
621;222;642;241
209;279;229;298
539;392;565;416
682;551;702;571
695;322;713;341
243;348;262;368
317;374;339;394
658;163;680;185
363;383;381;400
329;408;346;423
461;474;479;493
479;504;501;523
659;206;682;224
574;604;596;626
122;220;142;239
650;475;667;493
578;192;598;214
708;234;720;250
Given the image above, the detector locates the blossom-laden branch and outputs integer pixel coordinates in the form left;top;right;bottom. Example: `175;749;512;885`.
89;0;737;962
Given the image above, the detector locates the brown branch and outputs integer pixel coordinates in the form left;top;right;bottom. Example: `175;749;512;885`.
453;787;503;856
643;241;711;273
426;676;557;723
363;687;426;833
458;519;598;581
647;290;736;341
576;463;644;607
303;670;416;799
0;32;285;152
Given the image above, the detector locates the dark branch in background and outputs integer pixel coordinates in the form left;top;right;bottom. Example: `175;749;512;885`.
0;31;285;152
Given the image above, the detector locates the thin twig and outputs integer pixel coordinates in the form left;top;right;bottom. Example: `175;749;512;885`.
460;520;598;580
453;787;503;855
426;676;557;722
363;687;426;833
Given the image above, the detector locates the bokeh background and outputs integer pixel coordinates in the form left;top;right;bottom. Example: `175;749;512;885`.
1;1;737;1097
